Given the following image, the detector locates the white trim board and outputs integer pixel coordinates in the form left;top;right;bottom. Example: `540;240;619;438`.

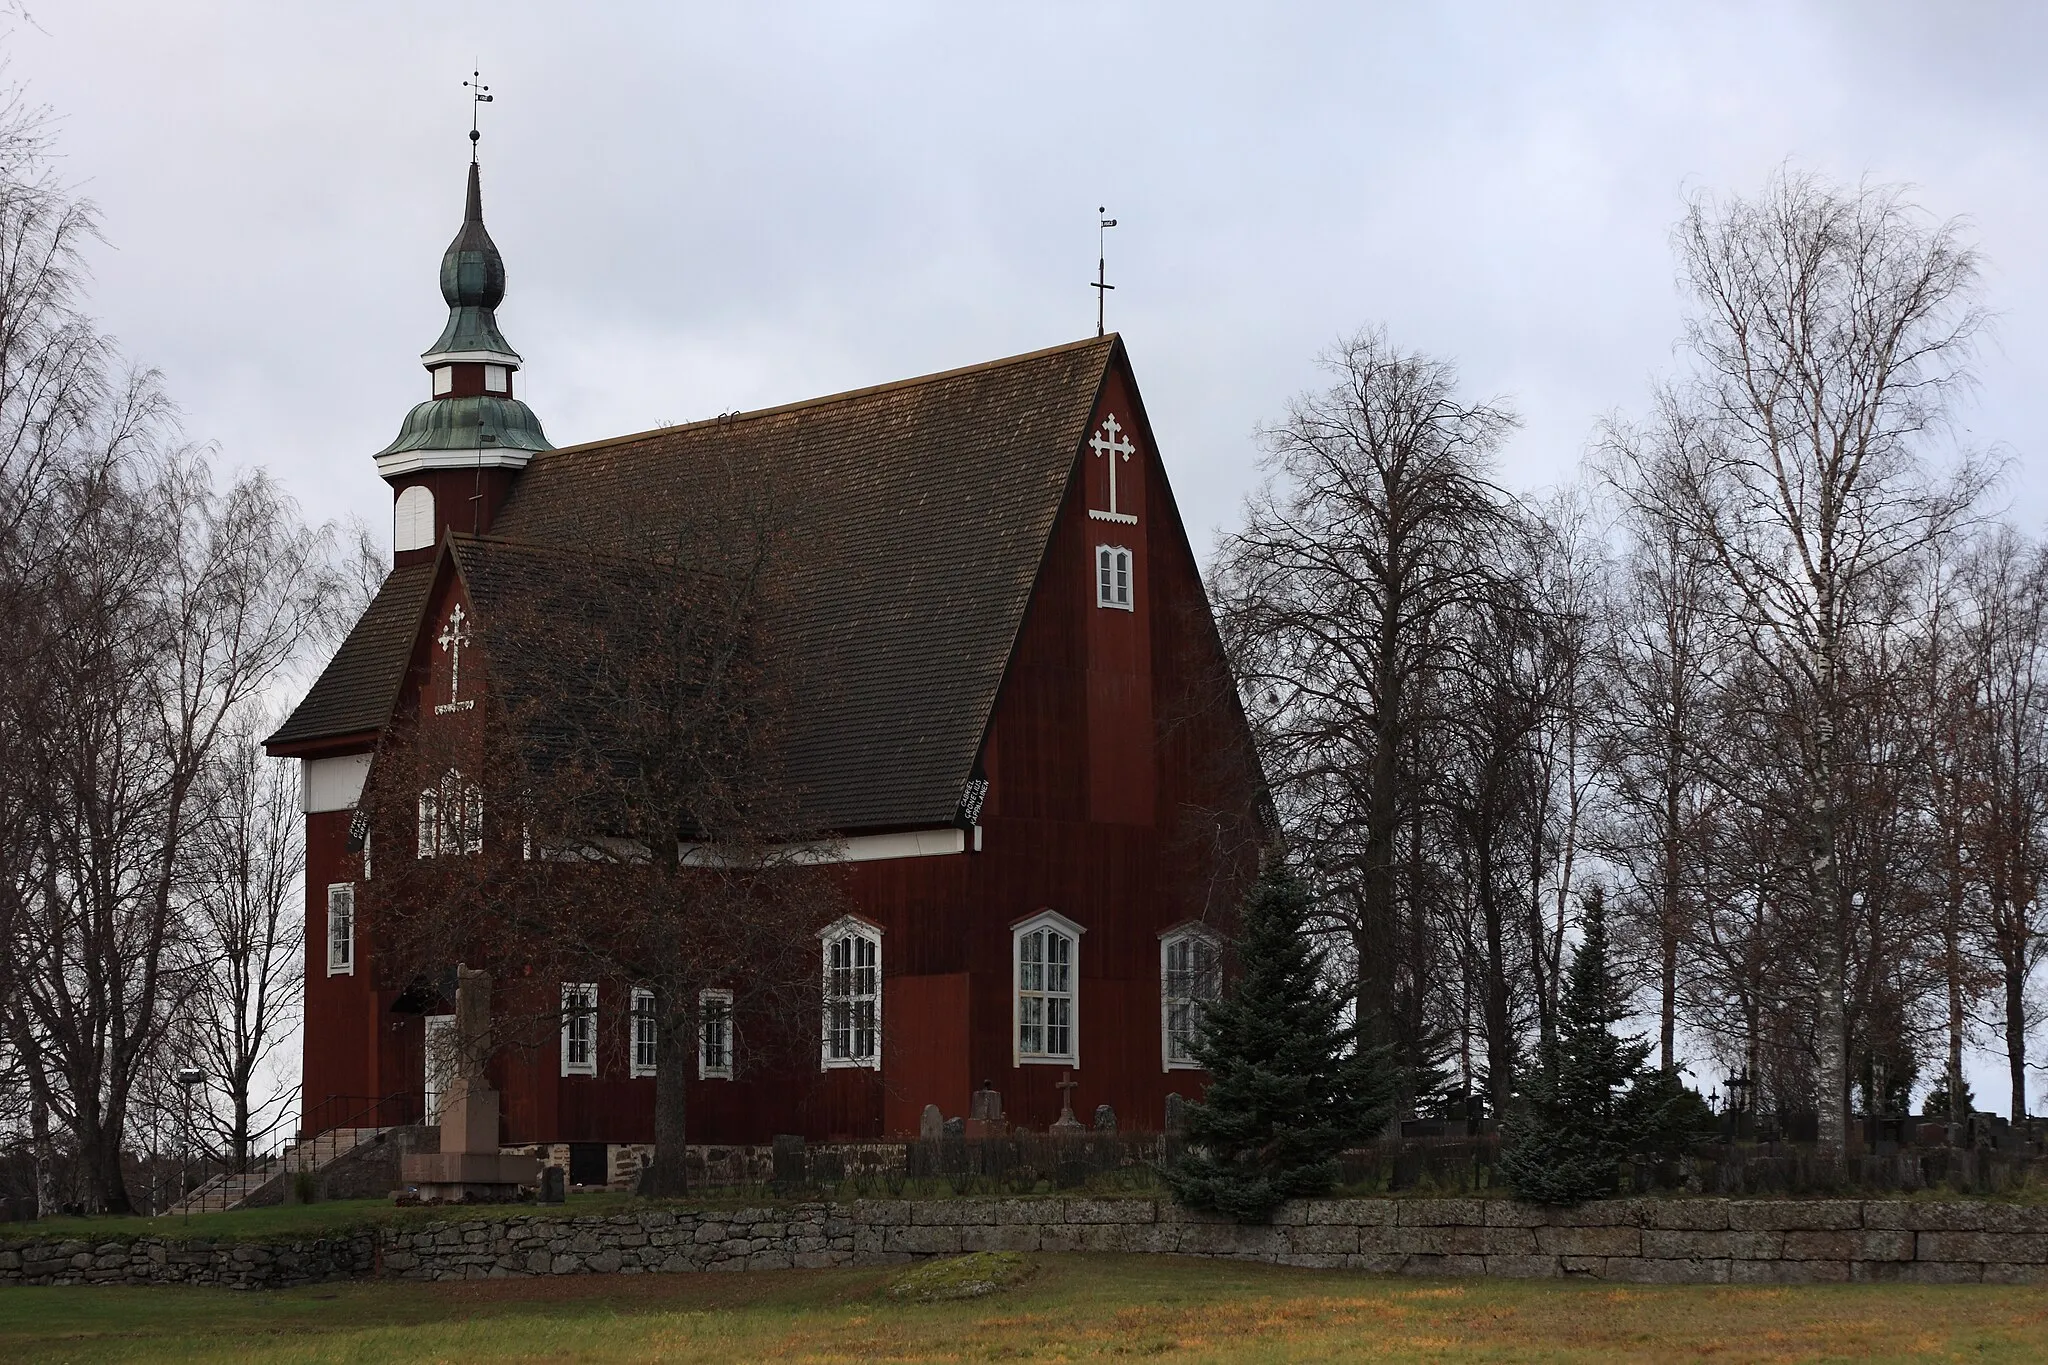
677;827;968;867
301;754;372;813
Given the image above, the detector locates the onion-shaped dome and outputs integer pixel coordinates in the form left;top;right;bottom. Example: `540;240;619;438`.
424;162;519;362
376;394;551;458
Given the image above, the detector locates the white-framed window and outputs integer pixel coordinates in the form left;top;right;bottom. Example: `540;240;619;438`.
630;987;658;1078
1013;909;1085;1066
819;916;882;1069
423;1013;455;1123
1160;925;1223;1069
394;484;436;552
699;989;734;1080
484;363;509;395
561;983;597;1077
417;770;482;858
1096;545;1133;610
325;883;355;976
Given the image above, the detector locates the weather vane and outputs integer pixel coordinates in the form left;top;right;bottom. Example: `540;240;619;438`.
1093;207;1118;337
464;67;493;158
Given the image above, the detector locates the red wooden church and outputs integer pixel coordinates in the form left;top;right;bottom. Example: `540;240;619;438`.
267;152;1266;1160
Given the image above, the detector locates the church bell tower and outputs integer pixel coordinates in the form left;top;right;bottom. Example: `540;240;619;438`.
375;118;551;567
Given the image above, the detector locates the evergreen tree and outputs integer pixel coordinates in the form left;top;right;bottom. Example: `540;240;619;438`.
1499;886;1655;1204
1923;1076;1975;1120
1166;863;1395;1223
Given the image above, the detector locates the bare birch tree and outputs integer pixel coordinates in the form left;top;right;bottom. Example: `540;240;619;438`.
181;721;305;1163
1615;170;1988;1153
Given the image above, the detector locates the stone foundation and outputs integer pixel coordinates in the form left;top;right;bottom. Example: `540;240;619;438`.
4;1197;2047;1288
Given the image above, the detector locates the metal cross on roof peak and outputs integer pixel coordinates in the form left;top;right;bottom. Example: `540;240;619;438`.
1092;207;1118;337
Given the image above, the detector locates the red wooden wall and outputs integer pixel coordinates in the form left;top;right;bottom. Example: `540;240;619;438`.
295;349;1265;1144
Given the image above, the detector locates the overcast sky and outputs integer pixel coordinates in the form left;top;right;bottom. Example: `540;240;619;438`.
23;2;2048;565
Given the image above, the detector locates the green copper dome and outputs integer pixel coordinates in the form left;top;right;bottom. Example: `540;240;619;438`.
376;155;552;465
424;161;520;362
377;394;551;458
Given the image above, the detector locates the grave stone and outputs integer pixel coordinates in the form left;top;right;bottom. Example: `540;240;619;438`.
942;1116;966;1139
1093;1103;1117;1134
967;1079;1007;1138
772;1134;807;1189
919;1104;944;1141
1164;1092;1188;1136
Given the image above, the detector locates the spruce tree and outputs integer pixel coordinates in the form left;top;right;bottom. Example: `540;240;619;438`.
1499;886;1652;1204
1166;863;1394;1222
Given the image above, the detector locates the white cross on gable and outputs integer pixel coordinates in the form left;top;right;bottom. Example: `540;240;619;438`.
1087;414;1138;525
437;604;472;709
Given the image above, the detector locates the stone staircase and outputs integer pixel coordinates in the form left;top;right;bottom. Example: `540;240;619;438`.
168;1126;391;1216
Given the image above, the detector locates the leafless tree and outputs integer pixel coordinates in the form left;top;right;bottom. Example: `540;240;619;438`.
181;719;305;1163
11;454;338;1212
1595;415;1731;1074
1612;169;1988;1152
1212;327;1518;1105
1953;526;2048;1121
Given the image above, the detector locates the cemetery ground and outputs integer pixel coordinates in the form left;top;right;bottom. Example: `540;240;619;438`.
3;1252;2045;1363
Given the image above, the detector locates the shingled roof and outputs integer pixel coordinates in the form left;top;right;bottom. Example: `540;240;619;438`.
270;335;1121;832
268;563;434;747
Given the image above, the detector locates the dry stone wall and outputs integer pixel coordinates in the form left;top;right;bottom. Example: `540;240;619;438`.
4;1197;2047;1287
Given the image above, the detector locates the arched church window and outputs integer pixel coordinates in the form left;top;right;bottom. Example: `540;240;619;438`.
1096;545;1133;610
1159;926;1221;1069
394;484;437;553
1014;910;1085;1065
416;769;482;858
819;917;882;1070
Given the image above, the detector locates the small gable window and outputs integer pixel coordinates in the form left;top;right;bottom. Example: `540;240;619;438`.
394;485;436;553
699;989;734;1080
820;917;882;1070
1160;926;1222;1069
1014;910;1084;1066
326;884;355;976
1096;545;1133;611
561;983;598;1077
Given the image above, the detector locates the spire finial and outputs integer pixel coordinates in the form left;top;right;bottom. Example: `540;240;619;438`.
464;67;493;162
1093;207;1118;337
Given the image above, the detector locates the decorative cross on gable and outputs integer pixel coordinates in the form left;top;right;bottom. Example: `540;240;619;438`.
433;603;476;715
1087;414;1138;525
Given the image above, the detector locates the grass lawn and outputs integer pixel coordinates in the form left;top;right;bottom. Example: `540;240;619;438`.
1;1254;2044;1363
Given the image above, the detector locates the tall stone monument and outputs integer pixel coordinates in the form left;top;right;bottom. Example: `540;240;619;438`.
399;966;541;1202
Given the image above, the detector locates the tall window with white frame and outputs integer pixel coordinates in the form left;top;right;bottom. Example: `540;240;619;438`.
630;987;657;1079
561;983;597;1077
1014;911;1083;1066
699;989;734;1080
1160;928;1221;1069
325;884;355;976
820;918;881;1069
1095;545;1133;610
